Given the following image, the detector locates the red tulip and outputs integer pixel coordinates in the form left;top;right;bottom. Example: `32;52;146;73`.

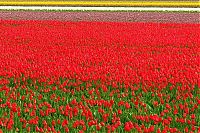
35;126;40;132
124;124;131;132
190;114;196;119
125;102;131;109
184;127;189;132
62;119;68;127
6;119;14;130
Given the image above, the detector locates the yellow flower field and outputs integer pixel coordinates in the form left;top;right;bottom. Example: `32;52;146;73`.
0;0;199;7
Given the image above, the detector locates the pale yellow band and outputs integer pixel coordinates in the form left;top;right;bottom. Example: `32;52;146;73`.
0;1;199;7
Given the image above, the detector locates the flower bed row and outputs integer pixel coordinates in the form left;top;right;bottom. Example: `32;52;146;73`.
0;20;199;132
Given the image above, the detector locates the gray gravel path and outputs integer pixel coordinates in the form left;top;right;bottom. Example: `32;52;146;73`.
0;11;199;23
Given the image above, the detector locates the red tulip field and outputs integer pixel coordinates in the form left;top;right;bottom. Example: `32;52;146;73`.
0;20;199;133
